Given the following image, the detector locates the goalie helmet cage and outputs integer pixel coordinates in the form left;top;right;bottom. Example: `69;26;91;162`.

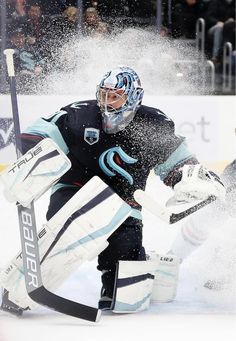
2;49;101;322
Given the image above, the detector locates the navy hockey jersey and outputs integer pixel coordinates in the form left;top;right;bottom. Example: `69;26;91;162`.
21;100;197;204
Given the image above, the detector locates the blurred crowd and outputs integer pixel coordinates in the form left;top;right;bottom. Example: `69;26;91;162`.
1;0;235;93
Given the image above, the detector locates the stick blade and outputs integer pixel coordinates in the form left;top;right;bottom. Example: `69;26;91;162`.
29;287;101;322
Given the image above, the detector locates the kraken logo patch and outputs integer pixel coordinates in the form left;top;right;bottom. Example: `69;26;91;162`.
99;146;137;185
84;128;100;145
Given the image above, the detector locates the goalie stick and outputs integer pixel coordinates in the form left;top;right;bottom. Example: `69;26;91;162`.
134;189;216;224
2;49;101;322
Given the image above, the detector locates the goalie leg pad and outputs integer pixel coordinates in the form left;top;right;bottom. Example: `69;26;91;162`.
112;260;157;313
0;176;132;309
0;138;71;207
148;251;180;302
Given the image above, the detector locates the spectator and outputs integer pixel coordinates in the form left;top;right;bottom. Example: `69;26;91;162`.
222;17;236;50
43;6;80;73
24;3;46;38
23;3;53;61
48;6;79;45
83;7;108;37
91;0;98;8
7;26;45;93
6;0;26;19
205;0;236;63
54;6;79;40
15;0;27;17
94;21;109;37
61;5;79;35
171;0;205;39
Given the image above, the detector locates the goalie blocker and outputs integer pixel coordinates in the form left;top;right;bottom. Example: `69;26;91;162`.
0;138;71;207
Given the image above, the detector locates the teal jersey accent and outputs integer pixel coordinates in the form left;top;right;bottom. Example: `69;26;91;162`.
50;110;68;123
114;293;151;312
154;140;194;181
130;209;142;220
51;183;79;194
24;118;69;155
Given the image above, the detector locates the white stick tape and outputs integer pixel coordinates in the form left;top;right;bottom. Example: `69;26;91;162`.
4;49;15;77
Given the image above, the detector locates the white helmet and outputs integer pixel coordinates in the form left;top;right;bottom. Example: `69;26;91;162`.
96;66;144;134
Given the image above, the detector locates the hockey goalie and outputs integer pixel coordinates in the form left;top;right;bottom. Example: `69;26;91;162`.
0;65;226;320
0;138;180;318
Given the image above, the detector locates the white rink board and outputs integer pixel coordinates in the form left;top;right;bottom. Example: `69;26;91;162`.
0;95;236;169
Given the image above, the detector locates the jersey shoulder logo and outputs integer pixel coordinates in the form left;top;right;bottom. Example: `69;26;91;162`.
84;128;100;145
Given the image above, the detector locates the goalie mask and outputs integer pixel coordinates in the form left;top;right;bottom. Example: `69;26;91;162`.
96;66;144;134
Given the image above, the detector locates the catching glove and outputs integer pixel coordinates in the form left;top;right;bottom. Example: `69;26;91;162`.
166;164;226;206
